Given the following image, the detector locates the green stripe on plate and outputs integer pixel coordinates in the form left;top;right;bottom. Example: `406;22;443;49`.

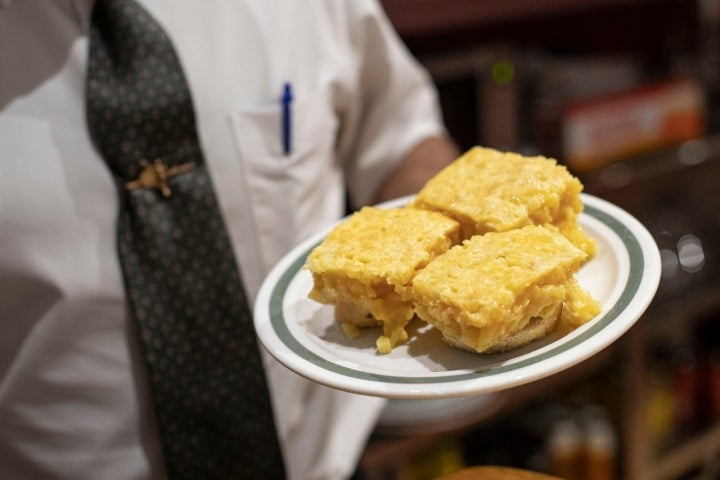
268;203;644;385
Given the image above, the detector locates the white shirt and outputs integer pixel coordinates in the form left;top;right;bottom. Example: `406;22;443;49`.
0;1;445;479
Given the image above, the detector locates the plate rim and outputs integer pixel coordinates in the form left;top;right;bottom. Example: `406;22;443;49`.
255;194;661;398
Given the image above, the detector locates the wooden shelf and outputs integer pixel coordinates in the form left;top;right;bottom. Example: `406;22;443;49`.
381;0;691;37
368;1;719;478
646;422;720;480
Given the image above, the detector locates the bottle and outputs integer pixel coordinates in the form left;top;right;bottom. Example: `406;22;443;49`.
548;419;583;480
584;416;617;480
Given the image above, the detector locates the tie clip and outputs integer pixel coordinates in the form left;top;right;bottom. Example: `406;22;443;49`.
125;159;196;197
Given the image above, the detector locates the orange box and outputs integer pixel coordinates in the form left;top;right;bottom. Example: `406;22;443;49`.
562;78;705;171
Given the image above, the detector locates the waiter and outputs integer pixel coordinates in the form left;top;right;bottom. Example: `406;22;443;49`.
0;1;458;479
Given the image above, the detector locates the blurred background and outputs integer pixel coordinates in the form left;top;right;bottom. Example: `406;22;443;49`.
360;1;720;479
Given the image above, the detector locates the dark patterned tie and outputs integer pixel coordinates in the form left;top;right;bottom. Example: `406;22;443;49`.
85;1;287;478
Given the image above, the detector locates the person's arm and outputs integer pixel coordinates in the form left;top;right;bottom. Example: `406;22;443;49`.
337;0;459;209
373;135;459;203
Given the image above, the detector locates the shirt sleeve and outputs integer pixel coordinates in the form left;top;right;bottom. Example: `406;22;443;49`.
336;0;447;208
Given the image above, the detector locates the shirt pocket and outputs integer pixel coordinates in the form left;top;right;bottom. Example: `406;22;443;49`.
229;94;345;271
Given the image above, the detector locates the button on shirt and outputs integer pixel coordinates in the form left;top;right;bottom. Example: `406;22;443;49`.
0;1;446;479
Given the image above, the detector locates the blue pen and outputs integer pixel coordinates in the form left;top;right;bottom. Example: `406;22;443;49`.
281;82;293;156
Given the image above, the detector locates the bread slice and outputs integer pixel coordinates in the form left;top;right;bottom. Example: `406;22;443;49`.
412;147;595;255
305;206;461;353
411;225;601;353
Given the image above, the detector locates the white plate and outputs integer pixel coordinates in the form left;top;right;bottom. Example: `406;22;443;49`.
375;394;508;435
254;194;661;399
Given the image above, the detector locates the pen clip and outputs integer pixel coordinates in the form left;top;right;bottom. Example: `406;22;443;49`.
281;82;293;156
